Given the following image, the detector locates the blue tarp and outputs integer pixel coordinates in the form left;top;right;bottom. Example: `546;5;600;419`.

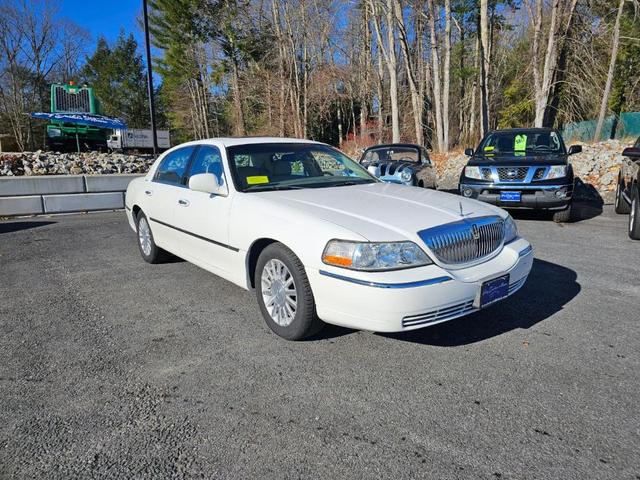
30;112;127;130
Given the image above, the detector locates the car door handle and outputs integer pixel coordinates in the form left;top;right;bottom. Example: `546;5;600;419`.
144;190;153;196
178;199;190;207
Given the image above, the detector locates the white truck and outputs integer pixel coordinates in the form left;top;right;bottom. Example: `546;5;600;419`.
107;129;171;153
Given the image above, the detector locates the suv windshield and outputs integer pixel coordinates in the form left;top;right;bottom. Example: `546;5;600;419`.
362;146;420;163
478;131;566;156
227;143;377;192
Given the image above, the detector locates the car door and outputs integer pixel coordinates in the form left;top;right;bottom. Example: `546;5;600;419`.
171;145;238;281
145;145;196;253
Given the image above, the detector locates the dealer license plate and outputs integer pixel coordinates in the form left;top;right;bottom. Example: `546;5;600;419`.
500;191;521;202
479;274;510;308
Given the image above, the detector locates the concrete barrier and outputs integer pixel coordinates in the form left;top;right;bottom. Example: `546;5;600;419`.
0;196;44;216
0;174;143;217
0;175;84;196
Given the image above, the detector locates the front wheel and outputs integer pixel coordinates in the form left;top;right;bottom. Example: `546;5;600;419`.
552;204;572;223
629;188;640;240
255;243;323;340
615;178;631;214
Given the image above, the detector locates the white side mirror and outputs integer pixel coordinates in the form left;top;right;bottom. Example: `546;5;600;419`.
188;173;228;196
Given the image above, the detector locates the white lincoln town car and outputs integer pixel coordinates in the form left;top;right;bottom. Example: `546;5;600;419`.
125;137;533;340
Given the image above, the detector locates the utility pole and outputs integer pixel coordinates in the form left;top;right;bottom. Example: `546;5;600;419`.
142;0;158;156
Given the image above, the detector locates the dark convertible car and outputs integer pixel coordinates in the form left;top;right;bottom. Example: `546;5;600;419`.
458;128;582;222
359;143;437;189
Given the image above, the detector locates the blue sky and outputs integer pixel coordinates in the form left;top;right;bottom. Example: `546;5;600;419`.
59;0;143;45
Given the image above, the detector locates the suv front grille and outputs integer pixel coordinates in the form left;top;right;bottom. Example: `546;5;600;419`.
497;166;528;181
417;216;505;266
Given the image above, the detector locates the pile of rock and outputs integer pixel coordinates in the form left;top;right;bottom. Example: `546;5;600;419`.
0;151;155;177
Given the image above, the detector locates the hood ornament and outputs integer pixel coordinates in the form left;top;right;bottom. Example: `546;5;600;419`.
459;201;464;217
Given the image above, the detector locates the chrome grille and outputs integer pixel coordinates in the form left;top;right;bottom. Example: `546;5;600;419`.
497;166;529;181
402;300;475;328
417;216;505;265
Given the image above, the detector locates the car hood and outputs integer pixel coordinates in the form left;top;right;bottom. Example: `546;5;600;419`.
254;182;505;242
468;153;568;166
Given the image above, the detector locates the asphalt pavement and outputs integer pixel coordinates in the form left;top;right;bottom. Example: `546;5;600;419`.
0;203;638;479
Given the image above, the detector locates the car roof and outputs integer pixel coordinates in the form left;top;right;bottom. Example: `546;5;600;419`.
172;137;325;149
364;143;421;150
488;128;559;134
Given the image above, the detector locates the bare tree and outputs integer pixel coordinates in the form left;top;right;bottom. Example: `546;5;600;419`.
593;0;625;140
370;0;400;142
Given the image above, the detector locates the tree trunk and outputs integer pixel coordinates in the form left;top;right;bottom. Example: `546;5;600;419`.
594;0;625;141
370;0;400;143
428;0;445;152
442;0;451;150
479;0;490;136
394;0;423;144
534;0;578;127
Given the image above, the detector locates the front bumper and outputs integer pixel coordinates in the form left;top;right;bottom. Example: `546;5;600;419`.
307;238;533;333
459;183;572;210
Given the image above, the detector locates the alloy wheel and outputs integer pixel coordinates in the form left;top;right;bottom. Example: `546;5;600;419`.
138;217;152;256
261;259;297;327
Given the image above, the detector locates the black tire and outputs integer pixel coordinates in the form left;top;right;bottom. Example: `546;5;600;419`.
552;203;572;223
629;188;640;240
135;211;169;263
255;243;324;340
615;178;631;214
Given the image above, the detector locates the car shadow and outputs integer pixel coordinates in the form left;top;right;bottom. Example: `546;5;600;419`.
379;258;580;346
0;220;56;234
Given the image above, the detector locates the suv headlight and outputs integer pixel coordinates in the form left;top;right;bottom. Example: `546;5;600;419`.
464;166;482;180
400;170;412;183
547;165;567;179
503;215;518;244
322;240;433;271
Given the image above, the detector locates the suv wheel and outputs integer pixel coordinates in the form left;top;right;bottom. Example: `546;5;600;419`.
552;204;572;223
615;178;631;214
629;188;640;240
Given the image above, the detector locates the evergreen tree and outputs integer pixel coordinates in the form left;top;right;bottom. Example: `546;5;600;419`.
82;33;151;128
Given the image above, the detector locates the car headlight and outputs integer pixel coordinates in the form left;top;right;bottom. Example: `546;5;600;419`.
322;240;433;271
547;165;567;179
464;166;482;180
400;170;412;183
503;215;518;244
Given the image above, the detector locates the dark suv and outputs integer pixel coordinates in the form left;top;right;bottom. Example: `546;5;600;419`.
458;128;582;222
614;136;640;240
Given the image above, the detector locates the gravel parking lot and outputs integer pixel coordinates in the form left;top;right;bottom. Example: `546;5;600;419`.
1;203;639;479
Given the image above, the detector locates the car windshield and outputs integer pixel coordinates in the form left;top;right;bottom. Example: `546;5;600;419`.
362;146;420;163
478;131;565;156
226;143;377;192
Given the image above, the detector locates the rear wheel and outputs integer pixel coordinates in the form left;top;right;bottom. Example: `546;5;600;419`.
552;203;572;223
629;188;640;240
136;211;169;263
615;178;631;214
255;243;323;340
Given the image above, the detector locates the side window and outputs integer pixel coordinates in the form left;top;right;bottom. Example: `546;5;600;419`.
187;146;225;186
154;147;195;186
